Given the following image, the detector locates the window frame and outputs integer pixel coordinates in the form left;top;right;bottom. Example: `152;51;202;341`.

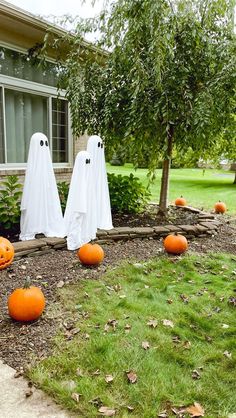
0;46;72;169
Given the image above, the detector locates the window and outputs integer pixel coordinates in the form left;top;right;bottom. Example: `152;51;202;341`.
0;47;60;87
0;47;70;166
5;89;48;163
52;98;68;163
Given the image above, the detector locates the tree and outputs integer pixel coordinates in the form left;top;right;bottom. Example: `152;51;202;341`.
42;0;236;212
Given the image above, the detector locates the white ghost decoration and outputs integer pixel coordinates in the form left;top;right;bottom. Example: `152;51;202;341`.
20;132;65;241
64;150;97;250
87;135;113;230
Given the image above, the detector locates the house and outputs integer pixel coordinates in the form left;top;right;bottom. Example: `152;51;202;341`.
0;0;92;183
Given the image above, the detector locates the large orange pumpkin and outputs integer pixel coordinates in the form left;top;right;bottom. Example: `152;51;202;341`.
175;196;187;206
78;243;104;266
0;237;14;270
8;283;45;322
164;233;188;255
214;201;226;214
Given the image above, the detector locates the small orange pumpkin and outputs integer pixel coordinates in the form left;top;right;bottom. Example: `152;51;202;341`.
0;237;14;270
78;243;104;266
175;196;187;206
214;201;226;214
164;233;188;255
8;281;45;322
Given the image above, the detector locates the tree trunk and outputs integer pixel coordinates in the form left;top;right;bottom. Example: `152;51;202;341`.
158;126;174;213
234;171;236;184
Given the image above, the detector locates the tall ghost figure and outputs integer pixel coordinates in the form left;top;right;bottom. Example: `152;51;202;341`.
20;133;65;241
87;135;113;230
64;151;97;250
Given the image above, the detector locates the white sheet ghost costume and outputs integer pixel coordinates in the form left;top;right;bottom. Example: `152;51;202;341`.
64;151;97;250
87;135;113;230
20;133;65;241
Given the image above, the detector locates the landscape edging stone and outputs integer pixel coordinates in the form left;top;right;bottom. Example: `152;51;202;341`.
12;207;222;259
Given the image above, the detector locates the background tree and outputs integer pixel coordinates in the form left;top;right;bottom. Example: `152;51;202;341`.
42;0;236;212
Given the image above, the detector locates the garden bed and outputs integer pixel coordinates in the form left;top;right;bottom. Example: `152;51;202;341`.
0;218;235;371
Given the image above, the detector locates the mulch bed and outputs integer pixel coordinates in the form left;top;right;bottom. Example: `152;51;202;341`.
0;213;235;371
112;205;200;227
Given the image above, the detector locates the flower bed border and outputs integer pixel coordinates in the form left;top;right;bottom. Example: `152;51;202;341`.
12;206;222;259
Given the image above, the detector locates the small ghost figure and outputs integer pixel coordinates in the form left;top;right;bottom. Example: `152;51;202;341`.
20;132;65;241
87;135;113;230
64;151;97;250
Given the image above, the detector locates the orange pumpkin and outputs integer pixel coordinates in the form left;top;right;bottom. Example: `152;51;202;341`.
0;237;14;270
214;201;226;214
8;282;45;322
164;233;188;255
78;243;104;266
175;196;187;206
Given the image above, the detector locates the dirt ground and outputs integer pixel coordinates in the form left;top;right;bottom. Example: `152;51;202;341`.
0;215;235;371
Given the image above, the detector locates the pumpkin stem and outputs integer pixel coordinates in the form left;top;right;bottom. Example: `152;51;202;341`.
23;277;31;289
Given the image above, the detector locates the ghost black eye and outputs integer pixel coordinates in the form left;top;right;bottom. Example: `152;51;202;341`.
40;140;44;146
86;159;89;164
98;142;101;147
101;143;104;148
45;140;48;146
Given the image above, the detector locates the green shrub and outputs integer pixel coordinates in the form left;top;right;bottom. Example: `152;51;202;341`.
57;181;69;214
107;172;151;213
0;175;22;230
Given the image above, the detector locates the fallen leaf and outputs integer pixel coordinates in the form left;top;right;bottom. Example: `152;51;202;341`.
127;405;134;411
223;350;232;359
167;299;173;304
92;369;101;376
84;333;90;340
222;324;229;329
144;285;150;289
186;402;205;417
126;370;137;384
171;406;186;415
125;324;131;332
141;341;150;350
57;280;65;288
158;411;168;418
147;319;158;328
119;294;126;299
192;369;201;380
89;397;102;406
180;294;189;304
172;335;181;344
162;319;174;328
105;319;118;332
205;335;213;342
183;340;191;349
25;388;33;397
98;406;116;416
105;375;114;383
76;368;84;377
71;392;81;403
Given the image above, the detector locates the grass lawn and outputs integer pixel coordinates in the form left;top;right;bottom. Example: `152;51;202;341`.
30;253;236;417
107;164;236;215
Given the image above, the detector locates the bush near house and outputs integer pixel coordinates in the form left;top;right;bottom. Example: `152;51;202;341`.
0;176;22;233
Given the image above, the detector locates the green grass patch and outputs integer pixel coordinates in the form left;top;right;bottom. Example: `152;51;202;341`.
30;253;236;417
107;164;236;214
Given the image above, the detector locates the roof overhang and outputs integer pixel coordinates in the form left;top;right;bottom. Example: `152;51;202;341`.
0;0;107;60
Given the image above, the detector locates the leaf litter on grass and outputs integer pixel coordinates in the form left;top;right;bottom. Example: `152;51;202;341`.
30;253;236;417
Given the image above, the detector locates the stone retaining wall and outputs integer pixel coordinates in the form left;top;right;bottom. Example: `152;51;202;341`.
12;207;222;259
